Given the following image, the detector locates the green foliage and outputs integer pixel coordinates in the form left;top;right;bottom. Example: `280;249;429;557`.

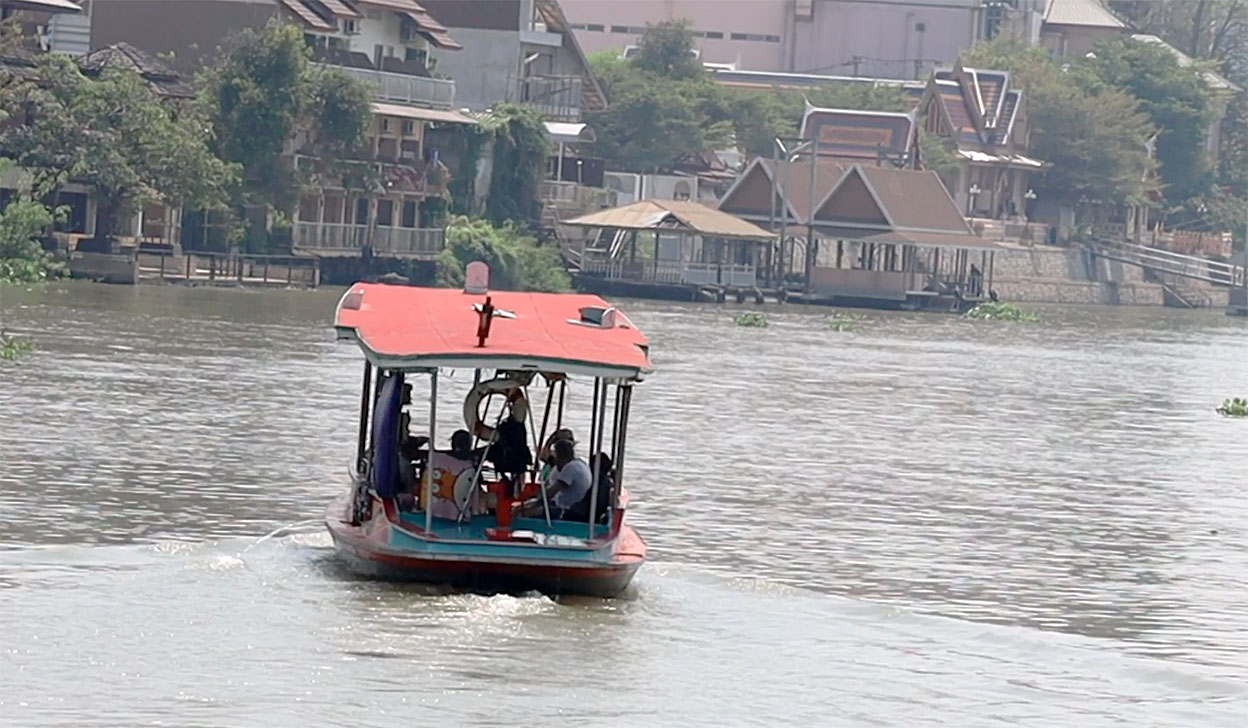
0;56;237;241
0;331;33;362
734;312;768;327
962;35;1156;206
1078;38;1215;205
825;312;866;331
435;217;570;292
587;23;909;170
199;20;371;214
1217;397;1248;417
0;174;62;284
479;103;551;225
964;301;1038;322
632;20;702;80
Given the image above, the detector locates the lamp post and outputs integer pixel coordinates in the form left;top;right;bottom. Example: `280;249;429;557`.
968;183;981;217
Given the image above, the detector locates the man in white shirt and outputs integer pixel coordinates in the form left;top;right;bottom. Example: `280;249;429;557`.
523;438;591;519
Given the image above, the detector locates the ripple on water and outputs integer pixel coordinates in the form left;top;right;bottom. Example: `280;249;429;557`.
1;285;1247;726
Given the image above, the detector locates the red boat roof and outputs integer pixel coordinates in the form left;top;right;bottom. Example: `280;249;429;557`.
334;283;652;379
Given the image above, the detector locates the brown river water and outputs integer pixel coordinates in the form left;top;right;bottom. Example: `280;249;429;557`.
1;282;1246;727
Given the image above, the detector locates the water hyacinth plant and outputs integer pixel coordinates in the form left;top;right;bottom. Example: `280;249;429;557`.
1216;398;1248;417
964;301;1038;322
826;312;866;332
1;331;34;361
734;312;768;327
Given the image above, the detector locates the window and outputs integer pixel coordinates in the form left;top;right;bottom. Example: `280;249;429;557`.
354;198;369;225
376;199;394;227
586;23;604;32
569;23;586;30
730;32;747;40
610;25;628;33
764;34;780;43
705;31;723;40
342;19;360;35
380;118;391;133
402;120;415;136
401;200;418;228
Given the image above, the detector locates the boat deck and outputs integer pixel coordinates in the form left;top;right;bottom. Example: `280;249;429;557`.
397;511;610;545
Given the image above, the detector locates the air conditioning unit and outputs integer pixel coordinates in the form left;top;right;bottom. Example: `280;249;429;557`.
603;172;641;205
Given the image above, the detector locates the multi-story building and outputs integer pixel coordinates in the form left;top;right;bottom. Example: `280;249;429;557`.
419;0;604;121
0;0;90;54
90;0;475;262
565;0;1057;79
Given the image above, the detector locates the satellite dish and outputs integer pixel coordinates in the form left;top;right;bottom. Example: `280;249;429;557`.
464;261;489;294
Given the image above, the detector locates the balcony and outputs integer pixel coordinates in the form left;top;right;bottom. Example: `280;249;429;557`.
293;222;445;260
515;74;583;121
331;65;455;109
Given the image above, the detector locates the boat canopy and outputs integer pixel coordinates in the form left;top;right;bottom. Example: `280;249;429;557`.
335;283;652;379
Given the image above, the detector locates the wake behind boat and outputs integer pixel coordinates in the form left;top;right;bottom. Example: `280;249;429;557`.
325;264;652;597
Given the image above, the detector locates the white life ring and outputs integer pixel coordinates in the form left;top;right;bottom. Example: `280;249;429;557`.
464;377;528;443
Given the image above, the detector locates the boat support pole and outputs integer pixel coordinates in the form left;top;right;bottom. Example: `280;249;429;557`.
586;379;607;539
355;361;372;476
615;385;631;510
424;369;438;534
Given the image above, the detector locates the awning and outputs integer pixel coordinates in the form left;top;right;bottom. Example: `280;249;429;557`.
371;103;478;125
545;121;595;145
813;226;1007;251
402;9;463;51
3;0;81;12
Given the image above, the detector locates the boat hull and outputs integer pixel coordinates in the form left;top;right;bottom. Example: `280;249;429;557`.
325;492;645;598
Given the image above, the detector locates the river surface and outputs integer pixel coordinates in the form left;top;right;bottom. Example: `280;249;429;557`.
1;282;1246;727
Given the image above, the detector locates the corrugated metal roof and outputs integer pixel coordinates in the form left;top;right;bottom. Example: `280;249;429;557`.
372;102;478;124
562;200;776;240
1044;0;1124;29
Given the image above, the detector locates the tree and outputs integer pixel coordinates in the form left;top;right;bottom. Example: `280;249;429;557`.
1076;38;1216;205
480;103;551;225
0;55;237;242
587;22;911;170
962;35;1156;205
199;20;372;216
435;217;570;292
0;159;59;284
632;19;702;80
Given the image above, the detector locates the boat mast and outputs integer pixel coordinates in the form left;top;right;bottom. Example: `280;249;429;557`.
424;369;439;534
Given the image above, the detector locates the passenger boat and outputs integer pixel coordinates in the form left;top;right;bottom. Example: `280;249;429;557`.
325;264;651;597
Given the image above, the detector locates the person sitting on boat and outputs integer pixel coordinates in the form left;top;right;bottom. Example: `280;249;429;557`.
521;438;591;520
397;430;483;513
537;428;575;485
487;398;532;497
562;452;614;524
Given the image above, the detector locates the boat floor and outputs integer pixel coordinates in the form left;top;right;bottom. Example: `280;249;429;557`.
396;511;610;546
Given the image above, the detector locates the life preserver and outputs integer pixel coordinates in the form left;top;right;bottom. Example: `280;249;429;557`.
463;377;528;443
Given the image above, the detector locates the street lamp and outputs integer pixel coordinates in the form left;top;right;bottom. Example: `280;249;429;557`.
968;183;981;216
1024;189;1037;202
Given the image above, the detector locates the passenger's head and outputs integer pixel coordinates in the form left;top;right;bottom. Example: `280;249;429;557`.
450;429;472;455
543;428;574;463
552;437;576;466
